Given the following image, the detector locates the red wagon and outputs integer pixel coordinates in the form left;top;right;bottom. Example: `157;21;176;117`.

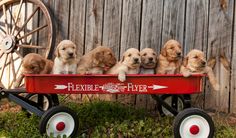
0;0;214;137
13;74;213;138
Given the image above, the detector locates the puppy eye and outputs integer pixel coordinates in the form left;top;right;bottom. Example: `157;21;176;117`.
194;56;198;59
143;53;147;56
128;54;132;57
62;47;66;50
30;66;35;69
152;53;156;56
171;47;174;49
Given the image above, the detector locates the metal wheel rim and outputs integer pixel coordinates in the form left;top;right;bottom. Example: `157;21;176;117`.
162;96;184;116
179;115;210;138
46;112;75;137
28;94;50;111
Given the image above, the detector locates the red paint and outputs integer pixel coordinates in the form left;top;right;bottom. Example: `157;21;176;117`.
25;74;205;94
189;125;200;135
56;122;65;131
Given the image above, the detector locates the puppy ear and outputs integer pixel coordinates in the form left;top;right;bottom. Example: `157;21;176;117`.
183;56;188;67
39;59;46;71
161;47;167;57
95;51;104;61
55;46;60;57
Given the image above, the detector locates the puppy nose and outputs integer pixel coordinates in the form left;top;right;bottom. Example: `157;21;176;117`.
177;52;181;56
149;57;153;61
134;58;139;62
68;53;74;57
202;61;206;65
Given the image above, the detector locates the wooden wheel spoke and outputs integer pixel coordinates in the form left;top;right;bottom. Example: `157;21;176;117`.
10;53;16;80
16;7;39;36
0;53;8;80
9;53;16;88
10;60;22;88
2;4;9;34
11;0;24;35
17;24;48;40
15;50;23;59
0;51;3;59
8;7;24;44
17;44;46;49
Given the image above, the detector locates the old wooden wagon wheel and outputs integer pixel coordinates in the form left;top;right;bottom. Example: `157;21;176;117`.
0;0;55;89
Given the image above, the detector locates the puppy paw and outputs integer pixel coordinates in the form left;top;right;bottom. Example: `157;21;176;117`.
118;74;126;82
183;72;191;77
213;83;220;91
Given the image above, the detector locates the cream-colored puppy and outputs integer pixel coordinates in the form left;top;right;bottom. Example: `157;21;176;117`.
107;48;141;82
140;48;158;74
180;49;220;91
53;40;77;74
156;39;182;74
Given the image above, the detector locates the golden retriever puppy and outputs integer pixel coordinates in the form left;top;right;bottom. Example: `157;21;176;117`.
14;53;53;87
140;48;158;74
180;49;220;91
107;48;141;82
156;39;182;74
77;45;117;74
53;40;77;74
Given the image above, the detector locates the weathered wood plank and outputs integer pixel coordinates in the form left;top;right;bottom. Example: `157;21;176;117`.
205;0;234;113
230;1;236;113
68;0;86;101
184;0;209;109
53;0;70;47
82;0;104;100
69;0;86;57
118;0;142;106
184;0;208;53
100;0;122;101
84;0;104;52
137;0;163;110
38;0;54;58
161;0;186;47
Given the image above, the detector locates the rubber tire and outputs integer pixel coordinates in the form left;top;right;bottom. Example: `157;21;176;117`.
25;94;53;111
173;108;214;138
39;106;78;138
158;94;187;116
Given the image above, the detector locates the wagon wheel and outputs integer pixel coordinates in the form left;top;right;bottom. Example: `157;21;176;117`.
39;106;79;137
173;108;214;138
0;0;55;89
158;94;191;116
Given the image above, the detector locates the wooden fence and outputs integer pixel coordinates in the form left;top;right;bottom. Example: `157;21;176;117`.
41;0;236;113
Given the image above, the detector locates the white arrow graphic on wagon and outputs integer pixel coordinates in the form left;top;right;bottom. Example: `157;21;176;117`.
148;85;168;90
55;85;67;90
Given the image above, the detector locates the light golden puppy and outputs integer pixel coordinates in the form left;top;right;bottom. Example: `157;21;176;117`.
180;49;220;91
156;39;182;74
53;40;77;74
14;53;53;87
107;48;141;82
77;45;117;74
140;48;157;74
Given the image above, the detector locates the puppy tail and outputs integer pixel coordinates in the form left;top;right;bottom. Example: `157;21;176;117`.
206;67;220;91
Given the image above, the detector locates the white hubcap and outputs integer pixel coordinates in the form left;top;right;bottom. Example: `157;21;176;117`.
179;115;210;138
46;112;75;137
